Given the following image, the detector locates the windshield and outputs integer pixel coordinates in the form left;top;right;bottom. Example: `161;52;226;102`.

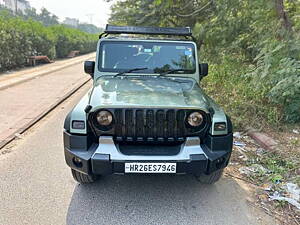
98;41;196;74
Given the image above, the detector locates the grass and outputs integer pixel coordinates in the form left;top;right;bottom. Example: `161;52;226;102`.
257;152;298;185
238;149;299;186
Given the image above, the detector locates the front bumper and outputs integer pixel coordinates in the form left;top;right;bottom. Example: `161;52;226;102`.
64;131;232;176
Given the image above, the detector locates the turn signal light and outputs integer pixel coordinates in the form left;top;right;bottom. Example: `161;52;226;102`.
72;120;85;129
214;122;226;131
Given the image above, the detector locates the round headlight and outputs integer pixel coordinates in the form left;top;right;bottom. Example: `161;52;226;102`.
96;110;113;126
187;112;204;127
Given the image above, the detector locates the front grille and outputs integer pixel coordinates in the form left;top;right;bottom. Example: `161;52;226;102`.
89;108;210;143
114;109;187;142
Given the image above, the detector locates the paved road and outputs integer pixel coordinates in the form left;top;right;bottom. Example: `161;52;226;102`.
0;73;276;225
0;61;90;147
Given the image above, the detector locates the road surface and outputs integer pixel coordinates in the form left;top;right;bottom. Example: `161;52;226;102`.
0;66;276;225
0;58;91;148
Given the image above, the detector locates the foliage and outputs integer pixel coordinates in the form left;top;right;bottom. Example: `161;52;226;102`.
0;10;98;71
2;4;103;34
24;7;102;33
248;38;300;122
50;25;98;58
1;6;60;26
65;23;104;34
108;0;300;124
77;23;104;34
34;7;59;26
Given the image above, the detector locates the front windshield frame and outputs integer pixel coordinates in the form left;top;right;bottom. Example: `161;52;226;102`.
98;40;197;74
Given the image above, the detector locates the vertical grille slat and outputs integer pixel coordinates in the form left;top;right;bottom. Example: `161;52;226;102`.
146;110;154;137
125;109;134;137
136;110;144;138
176;110;185;138
115;109;123;137
156;110;165;138
166;110;175;137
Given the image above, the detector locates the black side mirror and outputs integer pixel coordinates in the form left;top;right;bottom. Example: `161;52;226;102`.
199;63;208;77
84;61;95;78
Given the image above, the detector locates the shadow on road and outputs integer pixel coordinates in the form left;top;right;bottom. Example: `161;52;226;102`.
66;175;256;225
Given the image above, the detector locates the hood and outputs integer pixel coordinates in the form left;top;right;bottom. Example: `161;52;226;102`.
89;76;210;111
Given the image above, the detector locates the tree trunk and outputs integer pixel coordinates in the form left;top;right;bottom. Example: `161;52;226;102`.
275;0;292;31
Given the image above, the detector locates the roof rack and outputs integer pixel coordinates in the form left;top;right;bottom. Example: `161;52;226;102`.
100;24;195;41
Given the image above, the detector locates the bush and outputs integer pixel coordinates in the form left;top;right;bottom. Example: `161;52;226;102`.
247;38;300;122
50;25;98;58
202;56;282;128
0;11;98;71
0;13;55;70
202;37;300;127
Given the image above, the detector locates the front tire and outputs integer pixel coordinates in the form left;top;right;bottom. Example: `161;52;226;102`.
71;169;98;184
195;169;223;184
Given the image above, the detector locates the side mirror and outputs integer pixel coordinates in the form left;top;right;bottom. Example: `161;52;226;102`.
84;61;95;78
199;63;208;77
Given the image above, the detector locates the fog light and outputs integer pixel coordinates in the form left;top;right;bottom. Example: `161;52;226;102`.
73;157;83;168
214;122;226;131
215;157;225;169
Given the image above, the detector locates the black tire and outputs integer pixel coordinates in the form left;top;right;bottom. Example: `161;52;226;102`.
71;169;98;184
195;169;223;184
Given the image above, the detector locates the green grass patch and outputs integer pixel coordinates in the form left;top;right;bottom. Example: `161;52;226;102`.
244;150;300;186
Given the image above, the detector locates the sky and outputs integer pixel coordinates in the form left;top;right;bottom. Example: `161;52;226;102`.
28;0;115;28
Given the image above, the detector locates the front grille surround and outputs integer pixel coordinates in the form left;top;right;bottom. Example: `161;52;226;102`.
89;108;210;143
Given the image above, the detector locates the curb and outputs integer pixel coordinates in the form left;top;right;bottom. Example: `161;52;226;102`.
0;55;94;91
0;77;91;150
246;128;278;150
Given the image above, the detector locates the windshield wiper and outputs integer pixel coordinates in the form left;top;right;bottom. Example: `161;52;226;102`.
158;69;194;76
114;67;148;77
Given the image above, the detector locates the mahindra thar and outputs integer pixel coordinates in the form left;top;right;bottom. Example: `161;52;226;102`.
63;25;233;184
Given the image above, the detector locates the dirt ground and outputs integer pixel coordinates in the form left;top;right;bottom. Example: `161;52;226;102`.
227;124;300;225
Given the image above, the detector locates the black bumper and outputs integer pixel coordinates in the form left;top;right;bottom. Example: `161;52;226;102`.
64;131;233;176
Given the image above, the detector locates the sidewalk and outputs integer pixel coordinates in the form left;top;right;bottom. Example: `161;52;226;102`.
0;55;94;149
0;53;95;91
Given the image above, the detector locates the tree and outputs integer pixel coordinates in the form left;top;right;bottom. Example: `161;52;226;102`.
107;0;300;122
77;23;103;34
38;7;59;26
275;0;292;31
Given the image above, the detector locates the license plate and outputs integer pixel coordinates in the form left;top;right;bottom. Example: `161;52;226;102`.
125;162;176;173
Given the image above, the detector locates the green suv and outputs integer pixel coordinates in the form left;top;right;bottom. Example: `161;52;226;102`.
63;25;233;184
